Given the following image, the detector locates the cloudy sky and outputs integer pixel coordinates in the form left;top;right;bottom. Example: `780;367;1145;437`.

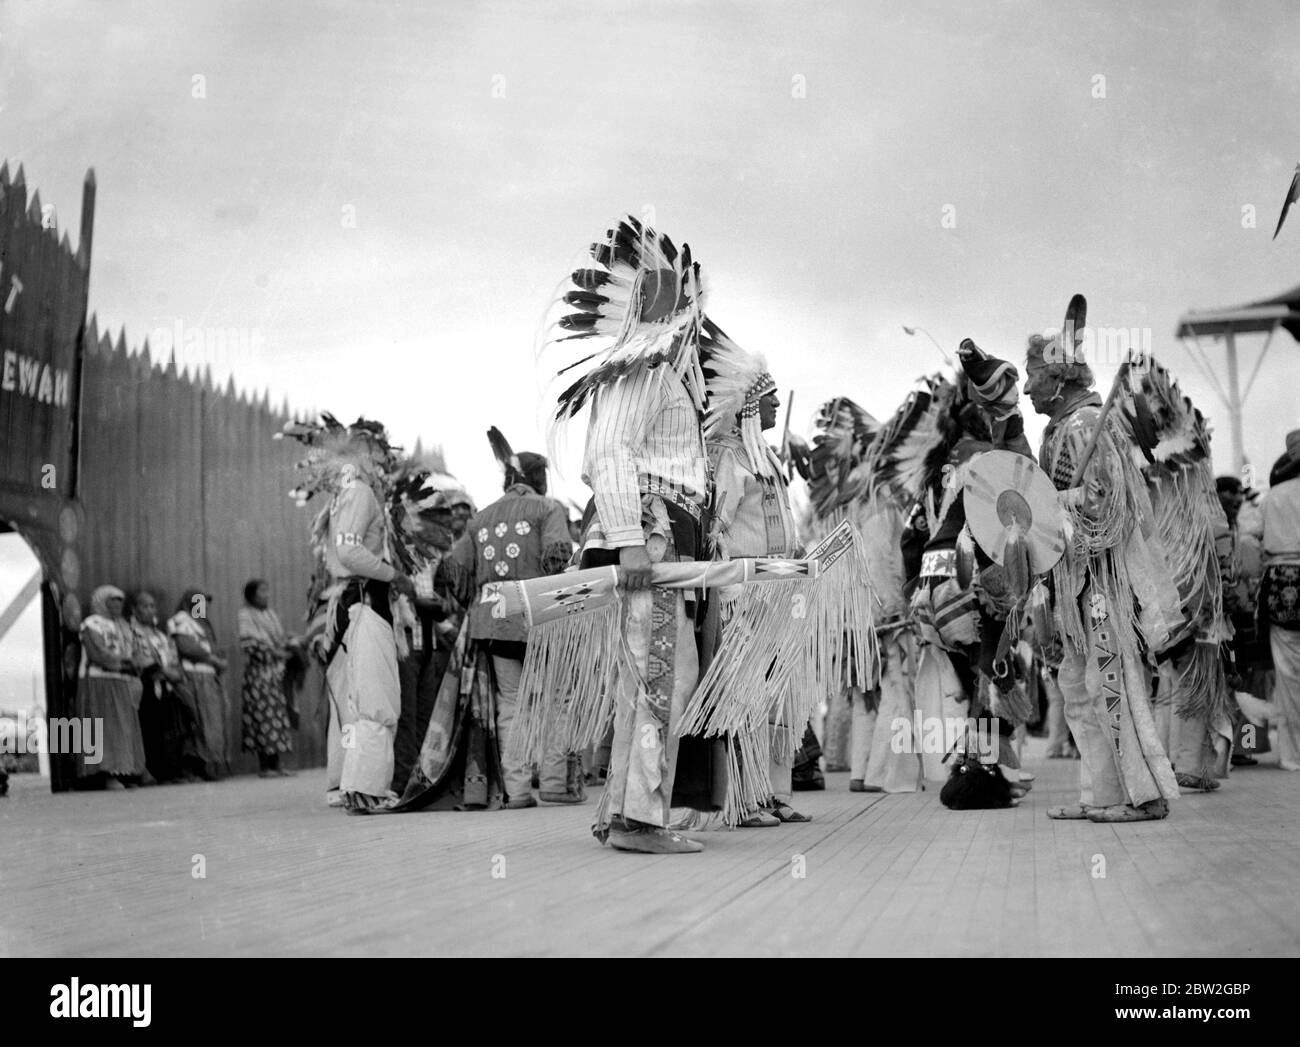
2;0;1299;511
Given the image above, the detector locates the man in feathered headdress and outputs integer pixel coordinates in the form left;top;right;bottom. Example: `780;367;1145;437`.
696;323;810;825
278;414;419;813
542;215;710;853
1025;310;1179;822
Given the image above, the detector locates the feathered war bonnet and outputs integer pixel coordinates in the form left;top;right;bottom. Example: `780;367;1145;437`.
275;412;400;506
700;318;780;485
276;413;455;576
806;396;880;518
387;453;467;570
543;215;708;424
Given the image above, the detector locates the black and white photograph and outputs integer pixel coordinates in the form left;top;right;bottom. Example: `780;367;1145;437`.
1;0;1298;1002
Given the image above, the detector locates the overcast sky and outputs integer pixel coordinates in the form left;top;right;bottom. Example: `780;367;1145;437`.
2;0;1300;511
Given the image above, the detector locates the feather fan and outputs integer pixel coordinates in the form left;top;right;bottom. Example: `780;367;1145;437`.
1119;357;1211;469
862;376;957;509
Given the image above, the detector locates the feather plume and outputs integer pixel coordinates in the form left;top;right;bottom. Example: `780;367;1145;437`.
955;524;976;589
486;426;516;470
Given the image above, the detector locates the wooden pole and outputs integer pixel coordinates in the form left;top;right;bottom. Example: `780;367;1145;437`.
1224;330;1246;473
779;389;794;464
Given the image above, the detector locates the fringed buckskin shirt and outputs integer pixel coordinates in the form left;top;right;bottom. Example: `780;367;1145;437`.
708;434;798;559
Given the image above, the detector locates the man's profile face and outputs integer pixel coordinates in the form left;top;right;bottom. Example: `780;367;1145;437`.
759;390;780;432
1024;364;1058;416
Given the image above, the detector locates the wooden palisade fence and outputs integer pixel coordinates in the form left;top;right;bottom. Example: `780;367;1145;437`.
77;324;327;774
1;160;326;786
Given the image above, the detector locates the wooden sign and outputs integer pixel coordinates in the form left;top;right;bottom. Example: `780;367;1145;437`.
0;163;94;500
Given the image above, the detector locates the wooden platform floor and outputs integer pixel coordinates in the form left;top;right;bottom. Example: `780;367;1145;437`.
2;739;1298;957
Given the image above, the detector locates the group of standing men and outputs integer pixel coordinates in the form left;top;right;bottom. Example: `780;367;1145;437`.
287;214;1299;851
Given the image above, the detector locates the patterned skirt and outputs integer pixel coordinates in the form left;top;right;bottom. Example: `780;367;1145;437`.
241;648;294;757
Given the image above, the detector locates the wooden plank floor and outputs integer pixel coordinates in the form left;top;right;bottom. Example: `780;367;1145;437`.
2;739;1298;957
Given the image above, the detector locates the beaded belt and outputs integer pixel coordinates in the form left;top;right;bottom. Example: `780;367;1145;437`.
642;479;703;521
920;549;957;578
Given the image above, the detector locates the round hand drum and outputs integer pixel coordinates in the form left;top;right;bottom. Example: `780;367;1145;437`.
962;450;1066;575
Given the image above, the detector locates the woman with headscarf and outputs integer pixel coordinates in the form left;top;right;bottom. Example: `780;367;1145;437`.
77;585;148;789
167;588;230;780
238;578;297;777
129;590;189;783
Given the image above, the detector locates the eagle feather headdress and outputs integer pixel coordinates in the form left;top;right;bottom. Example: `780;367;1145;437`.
861;376;957;510
543;215;707;422
276;412;398;506
700;318;780;485
276;414;458;620
806;396;879;519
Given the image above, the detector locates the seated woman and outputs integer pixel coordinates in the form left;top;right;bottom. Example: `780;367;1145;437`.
129;590;190;784
237;579;297;778
77;586;148;789
167;588;230;781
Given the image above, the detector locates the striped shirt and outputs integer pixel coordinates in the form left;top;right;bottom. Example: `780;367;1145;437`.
582;366;707;547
